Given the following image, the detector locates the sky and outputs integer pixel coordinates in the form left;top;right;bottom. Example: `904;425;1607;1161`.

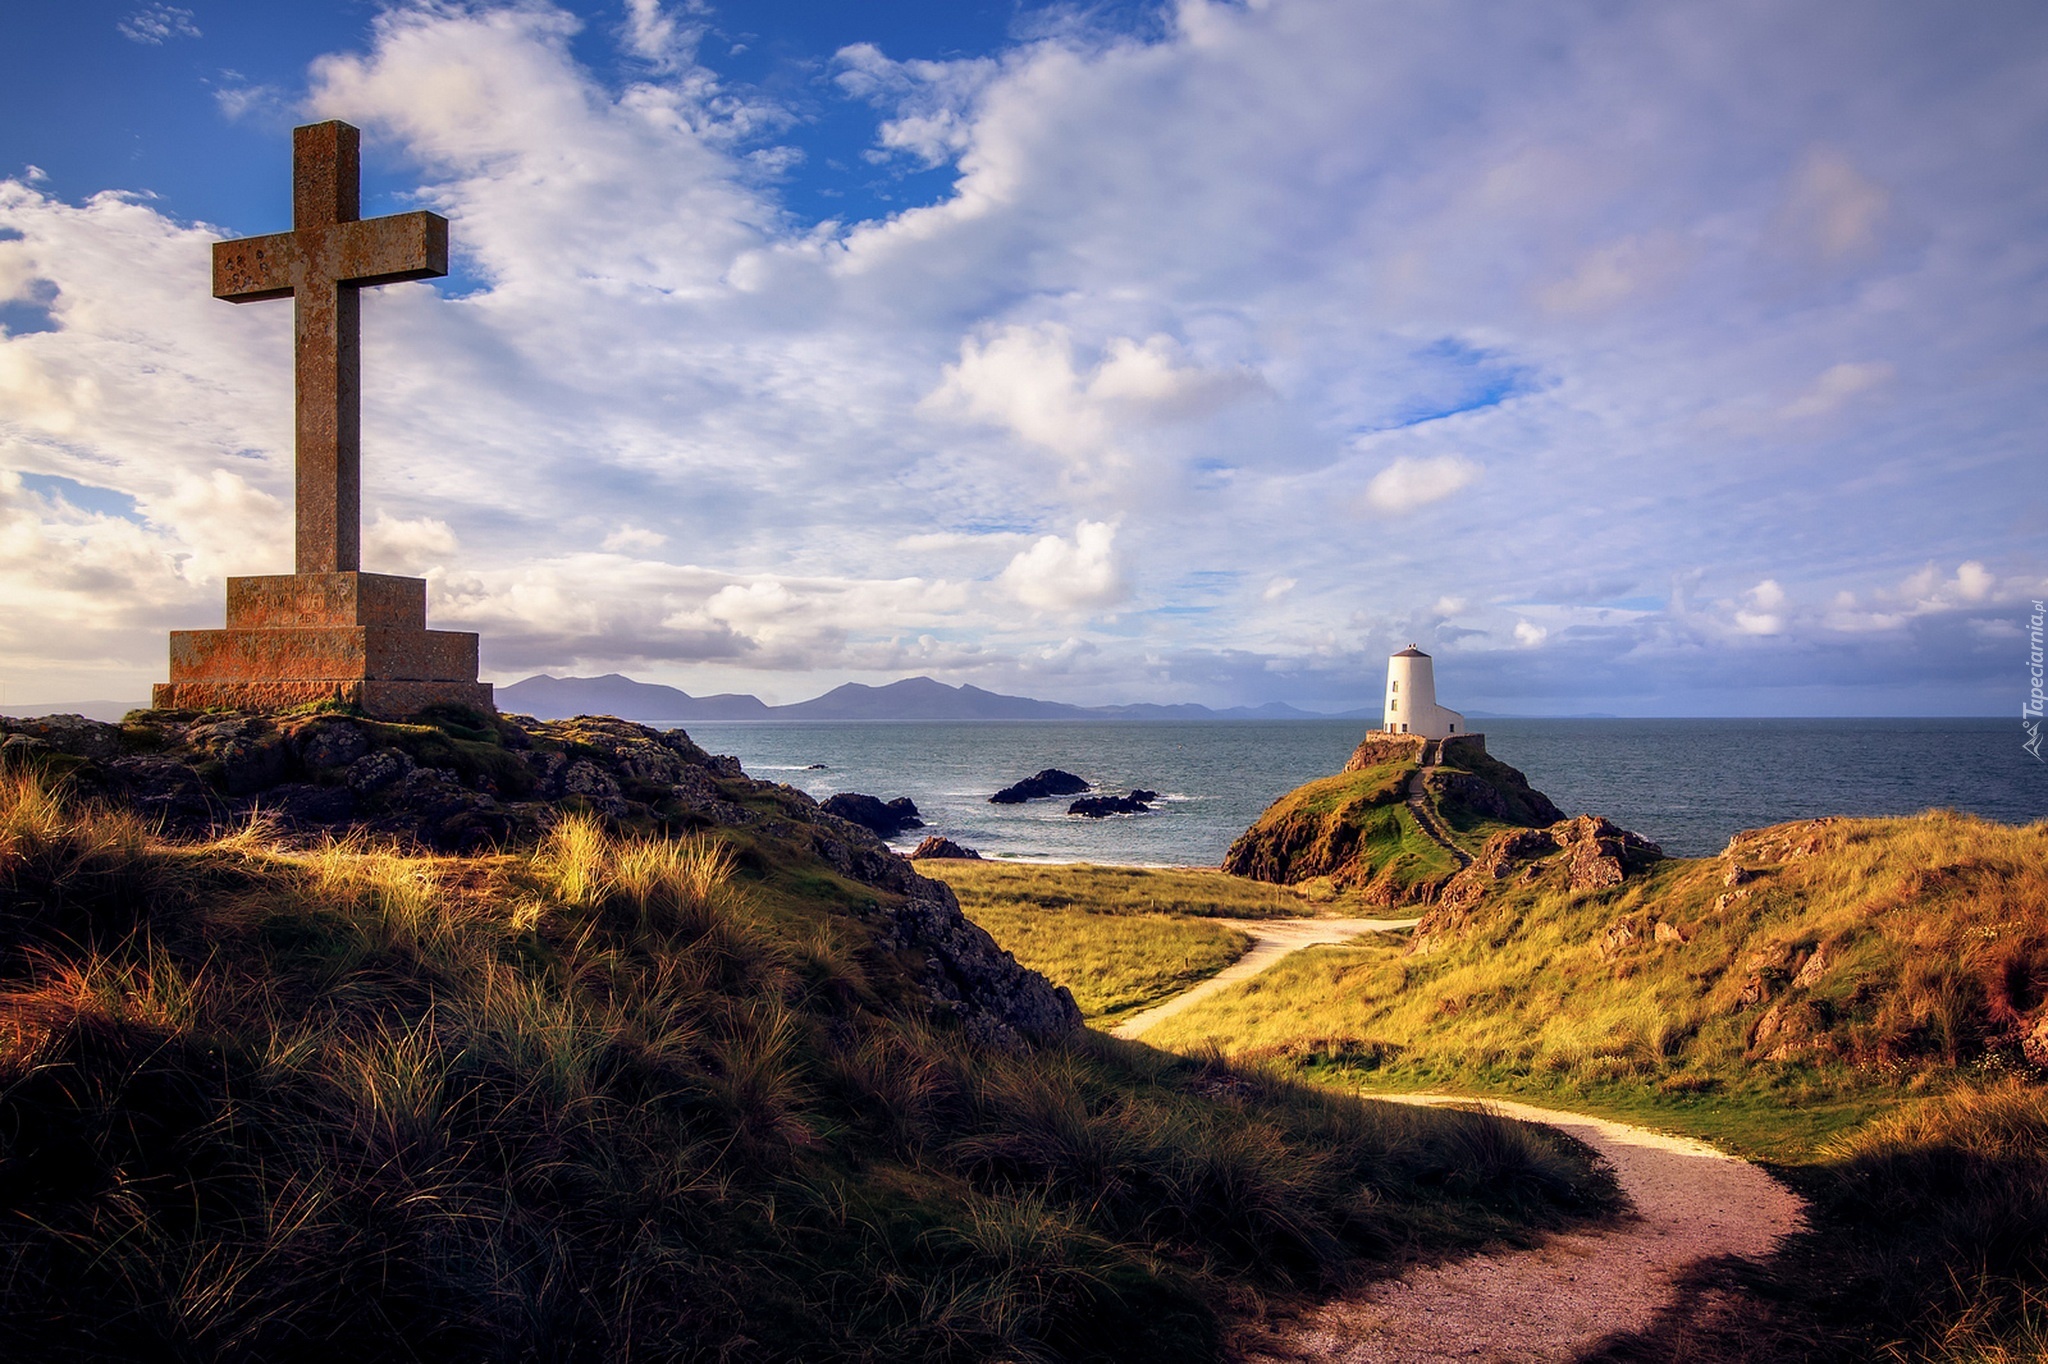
1;0;2045;715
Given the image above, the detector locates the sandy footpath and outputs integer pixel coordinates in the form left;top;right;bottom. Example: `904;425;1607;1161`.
1109;916;1418;1039
1250;1095;1807;1363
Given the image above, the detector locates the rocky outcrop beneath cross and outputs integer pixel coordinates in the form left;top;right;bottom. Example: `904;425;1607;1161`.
2;706;1079;1050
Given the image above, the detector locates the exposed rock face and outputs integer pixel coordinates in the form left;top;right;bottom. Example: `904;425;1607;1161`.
2024;1012;2048;1069
2;707;1079;1050
1412;815;1665;954
820;792;925;839
908;836;981;860
1342;733;1427;772
1069;789;1158;818
990;769;1090;804
874;877;1081;1049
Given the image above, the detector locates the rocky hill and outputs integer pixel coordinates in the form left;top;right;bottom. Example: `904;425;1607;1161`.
1222;732;1634;906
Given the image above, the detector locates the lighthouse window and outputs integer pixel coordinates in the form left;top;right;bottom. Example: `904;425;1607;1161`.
1389;699;1398;713
1391;681;1398;692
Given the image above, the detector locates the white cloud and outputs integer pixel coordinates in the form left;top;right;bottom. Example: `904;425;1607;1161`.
118;6;199;45
622;0;701;71
1000;520;1127;613
1513;620;1548;647
1780;361;1894;419
1363;454;1480;514
923;324;1258;461
367;512;459;575
834;43;999;168
1262;576;1297;601
1735;579;1787;635
602;524;668;553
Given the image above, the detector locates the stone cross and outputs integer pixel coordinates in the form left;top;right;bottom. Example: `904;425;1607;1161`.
213;120;448;575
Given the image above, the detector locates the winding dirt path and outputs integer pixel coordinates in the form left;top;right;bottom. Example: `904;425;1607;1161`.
1109;916;1419;1039
1108;918;1806;1360
1250;1096;1806;1363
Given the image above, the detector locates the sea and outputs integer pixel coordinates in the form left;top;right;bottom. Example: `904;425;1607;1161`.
662;717;2048;866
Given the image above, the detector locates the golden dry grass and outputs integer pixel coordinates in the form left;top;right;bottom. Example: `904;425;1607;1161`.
0;767;1618;1363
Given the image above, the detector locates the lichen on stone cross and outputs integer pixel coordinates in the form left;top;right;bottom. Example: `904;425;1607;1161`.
212;121;448;575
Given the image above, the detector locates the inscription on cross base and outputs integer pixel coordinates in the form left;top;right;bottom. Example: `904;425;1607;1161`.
213;120;447;574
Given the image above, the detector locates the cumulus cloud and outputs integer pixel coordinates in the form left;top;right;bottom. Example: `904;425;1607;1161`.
1513;620;1548;647
1735;579;1788;635
1363;454;1480;514
923;324;1260;462
602;524;668;553
366;512;459;575
1000;520;1127;613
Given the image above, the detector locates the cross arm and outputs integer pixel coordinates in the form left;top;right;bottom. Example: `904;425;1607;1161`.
213;232;297;303
337;212;450;288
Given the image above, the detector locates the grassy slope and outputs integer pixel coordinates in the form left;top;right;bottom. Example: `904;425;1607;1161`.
1154;813;2048;1145
1136;812;2048;1361
0;770;1619;1363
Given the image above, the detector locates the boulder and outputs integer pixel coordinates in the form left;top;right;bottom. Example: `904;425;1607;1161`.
2;713;126;761
821;792;926;838
990;769;1090;804
909;836;982;860
1068;790;1158;818
347;748;415;794
290;717;372;771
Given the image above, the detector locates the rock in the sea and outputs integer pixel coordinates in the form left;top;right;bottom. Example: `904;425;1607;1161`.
990;768;1090;804
821;792;925;838
1067;789;1159;818
909;835;982;860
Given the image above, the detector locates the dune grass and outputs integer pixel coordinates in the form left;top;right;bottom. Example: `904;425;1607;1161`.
0;767;1620;1362
1147;812;2048;1150
1032;813;2048;1361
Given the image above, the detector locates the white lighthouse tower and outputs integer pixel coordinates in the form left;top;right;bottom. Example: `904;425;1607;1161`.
1381;645;1465;739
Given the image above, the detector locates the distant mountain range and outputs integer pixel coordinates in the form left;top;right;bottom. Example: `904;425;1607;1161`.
496;673;1369;723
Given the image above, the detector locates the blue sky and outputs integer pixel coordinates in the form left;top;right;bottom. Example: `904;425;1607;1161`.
1;0;2045;714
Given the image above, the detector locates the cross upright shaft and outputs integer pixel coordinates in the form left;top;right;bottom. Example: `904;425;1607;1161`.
213;121;448;574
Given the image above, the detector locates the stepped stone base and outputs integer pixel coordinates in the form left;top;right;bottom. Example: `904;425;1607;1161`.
153;571;493;720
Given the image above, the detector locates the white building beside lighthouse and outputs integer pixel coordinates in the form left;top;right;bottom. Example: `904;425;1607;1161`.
1381;645;1465;739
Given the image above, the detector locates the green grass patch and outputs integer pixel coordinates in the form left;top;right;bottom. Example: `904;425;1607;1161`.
922;859;1335;918
961;900;1250;1022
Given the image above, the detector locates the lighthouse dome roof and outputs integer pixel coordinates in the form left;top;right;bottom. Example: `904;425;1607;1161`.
1391;645;1429;658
